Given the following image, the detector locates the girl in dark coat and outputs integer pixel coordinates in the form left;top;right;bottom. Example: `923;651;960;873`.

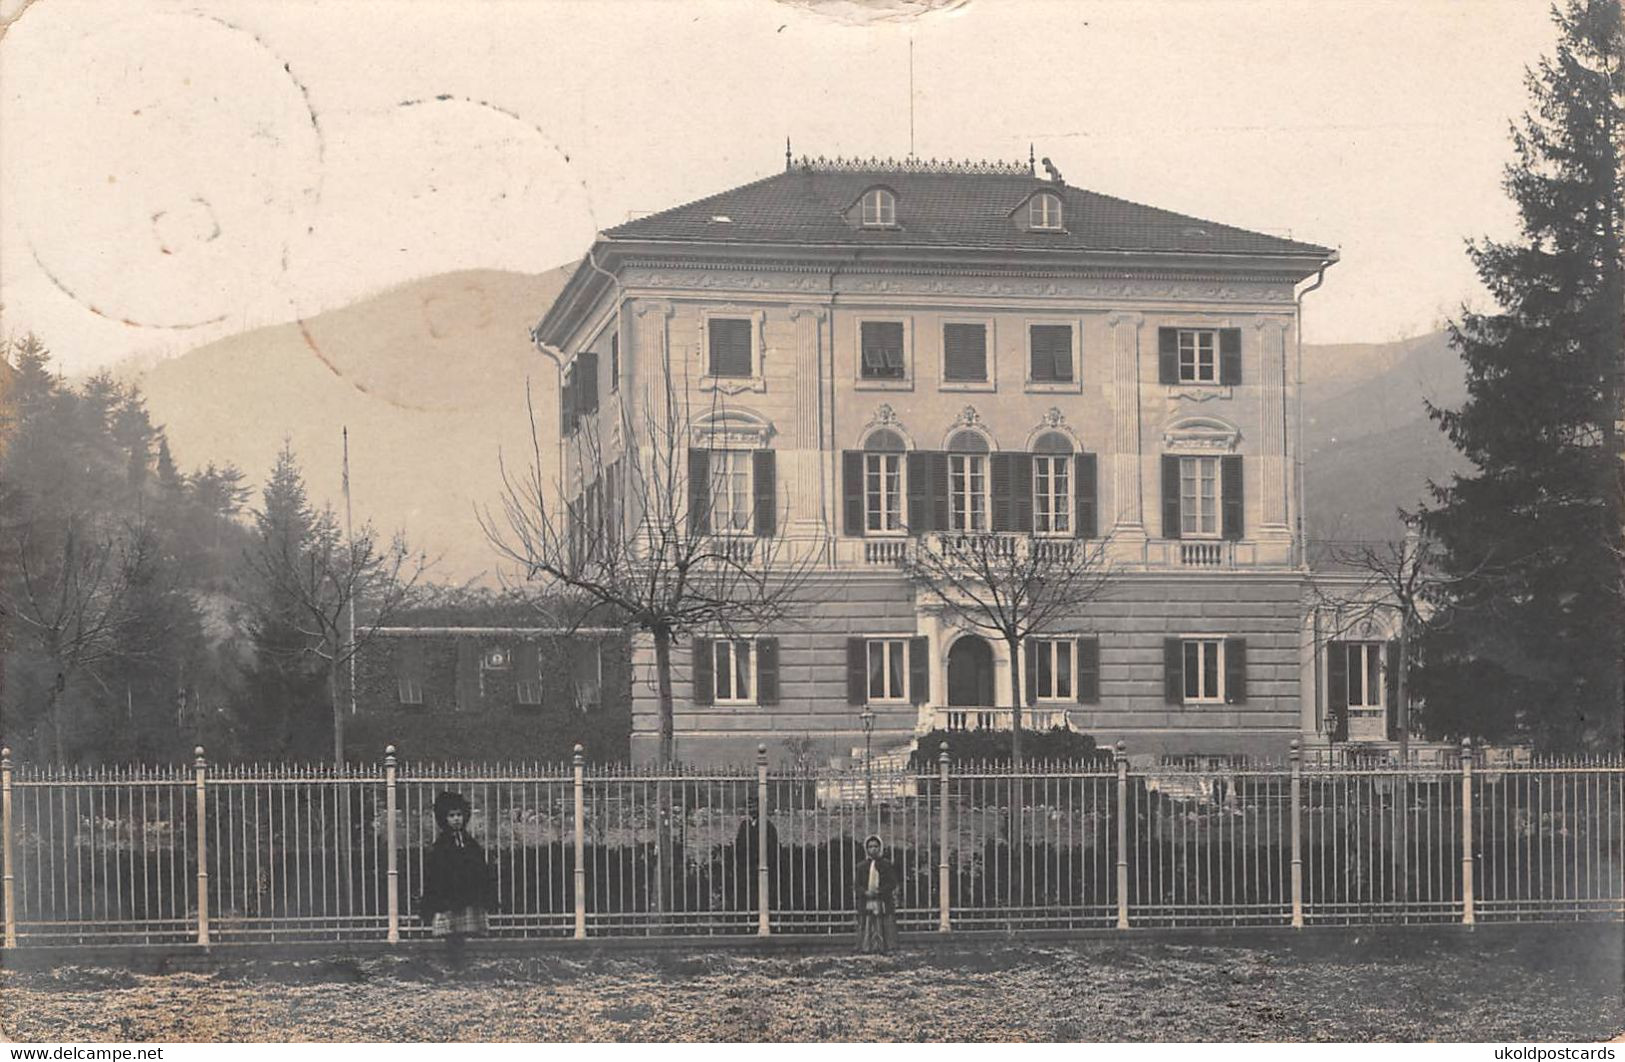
853;834;899;953
422;791;495;938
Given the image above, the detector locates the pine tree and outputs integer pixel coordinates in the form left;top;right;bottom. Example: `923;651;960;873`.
1415;0;1623;750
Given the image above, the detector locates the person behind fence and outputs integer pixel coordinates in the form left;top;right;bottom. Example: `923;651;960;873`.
853;834;899;954
733;800;780;911
422;791;495;939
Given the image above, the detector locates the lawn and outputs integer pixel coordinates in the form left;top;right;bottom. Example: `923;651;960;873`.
3;930;1620;1042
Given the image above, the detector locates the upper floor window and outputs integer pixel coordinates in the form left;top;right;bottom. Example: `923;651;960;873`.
1159;327;1242;385
1029;324;1075;383
860;321;907;381
947;430;990;532
1180;329;1217;383
689;447;777;537
1032;431;1073;536
710;450;754;533
708;318;753;378
864;429;905;534
861;188;896;227
1179;455;1220;538
943;323;988;383
1162;452;1243;541
1029;191;1063;231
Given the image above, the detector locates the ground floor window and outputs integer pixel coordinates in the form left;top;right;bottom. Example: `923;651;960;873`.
1183;639;1223;702
1344;642;1384;708
867;638;908;701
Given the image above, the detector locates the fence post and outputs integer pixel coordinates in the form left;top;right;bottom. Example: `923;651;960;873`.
937;742;951;933
2;747;14;949
1460;736;1475;926
1115;740;1130;930
573;744;587;941
194;746;209;947
1290;738;1303;929
756;744;770;937
384;745;399;944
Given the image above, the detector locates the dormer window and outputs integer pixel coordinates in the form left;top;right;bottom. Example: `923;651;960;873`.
1029;191;1063;231
861;188;896;227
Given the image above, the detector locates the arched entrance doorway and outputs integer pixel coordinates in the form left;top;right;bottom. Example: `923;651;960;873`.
945;634;995;730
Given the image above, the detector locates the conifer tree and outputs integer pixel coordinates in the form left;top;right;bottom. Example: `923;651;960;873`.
1415;0;1623;749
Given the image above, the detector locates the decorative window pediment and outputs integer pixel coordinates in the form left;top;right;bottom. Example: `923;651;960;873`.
1163;416;1240;453
693;408;774;448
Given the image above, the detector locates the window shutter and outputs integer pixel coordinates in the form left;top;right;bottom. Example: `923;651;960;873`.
908;636;929;706
846;638;867;706
753;450;776;537
687;449;710;535
756;638;780;705
990;452;1011;531
1328;642;1349;741
843;452;865;536
1011;453;1034;533
928;452;951;532
1163;639;1184;705
455;638;479;711
1221;455;1244;540
861;321;906;378
709;318;752;377
1076;637;1100;704
1224;637;1248;704
1158;327;1178;384
1385;640;1402;740
1030;325;1072;382
1161;455;1182;540
609;333;619;391
1219;328;1242;385
1075;453;1098;539
943;323;986;381
693;638;714;706
1023;640;1038;707
578;351;599;413
906;451;930;533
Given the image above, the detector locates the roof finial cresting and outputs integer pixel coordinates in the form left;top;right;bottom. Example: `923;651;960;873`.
785;136;792;172
1029;143;1036;175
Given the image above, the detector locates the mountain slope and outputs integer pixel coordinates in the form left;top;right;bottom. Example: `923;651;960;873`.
138;267;574;580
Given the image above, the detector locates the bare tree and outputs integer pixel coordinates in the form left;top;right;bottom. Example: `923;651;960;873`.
482;357;817;767
482;355;819;918
3;514;163;759
903;531;1112;766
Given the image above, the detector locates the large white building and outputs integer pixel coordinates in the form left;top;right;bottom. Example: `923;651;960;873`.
533;154;1402;765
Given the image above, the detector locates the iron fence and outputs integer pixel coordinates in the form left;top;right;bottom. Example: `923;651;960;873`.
1;741;1619;948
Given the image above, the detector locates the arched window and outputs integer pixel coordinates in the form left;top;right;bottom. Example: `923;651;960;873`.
861;188;896;227
862;428;906;533
946;430;990;531
1032;431;1074;534
1028;191;1063;231
864;428;906;452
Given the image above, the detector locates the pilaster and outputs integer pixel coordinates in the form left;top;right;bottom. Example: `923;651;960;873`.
1107;311;1148;547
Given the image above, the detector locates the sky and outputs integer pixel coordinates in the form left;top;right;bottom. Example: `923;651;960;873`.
0;0;1559;378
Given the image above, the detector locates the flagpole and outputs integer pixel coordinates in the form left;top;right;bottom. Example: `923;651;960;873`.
343;426;357;717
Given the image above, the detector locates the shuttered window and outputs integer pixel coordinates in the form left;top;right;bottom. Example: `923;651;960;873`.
1168;637;1248;704
708;318;753;378
395;639;425;705
1029;324;1074;382
943;323;988;382
860;321;907;380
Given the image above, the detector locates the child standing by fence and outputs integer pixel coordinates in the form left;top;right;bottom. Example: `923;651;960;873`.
422;792;495;940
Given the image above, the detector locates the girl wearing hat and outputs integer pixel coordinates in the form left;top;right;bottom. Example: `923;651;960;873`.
422;791;495;939
853;834;899;953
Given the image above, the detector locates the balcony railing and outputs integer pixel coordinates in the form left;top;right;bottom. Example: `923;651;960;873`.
1177;540;1233;568
933;706;1071;732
